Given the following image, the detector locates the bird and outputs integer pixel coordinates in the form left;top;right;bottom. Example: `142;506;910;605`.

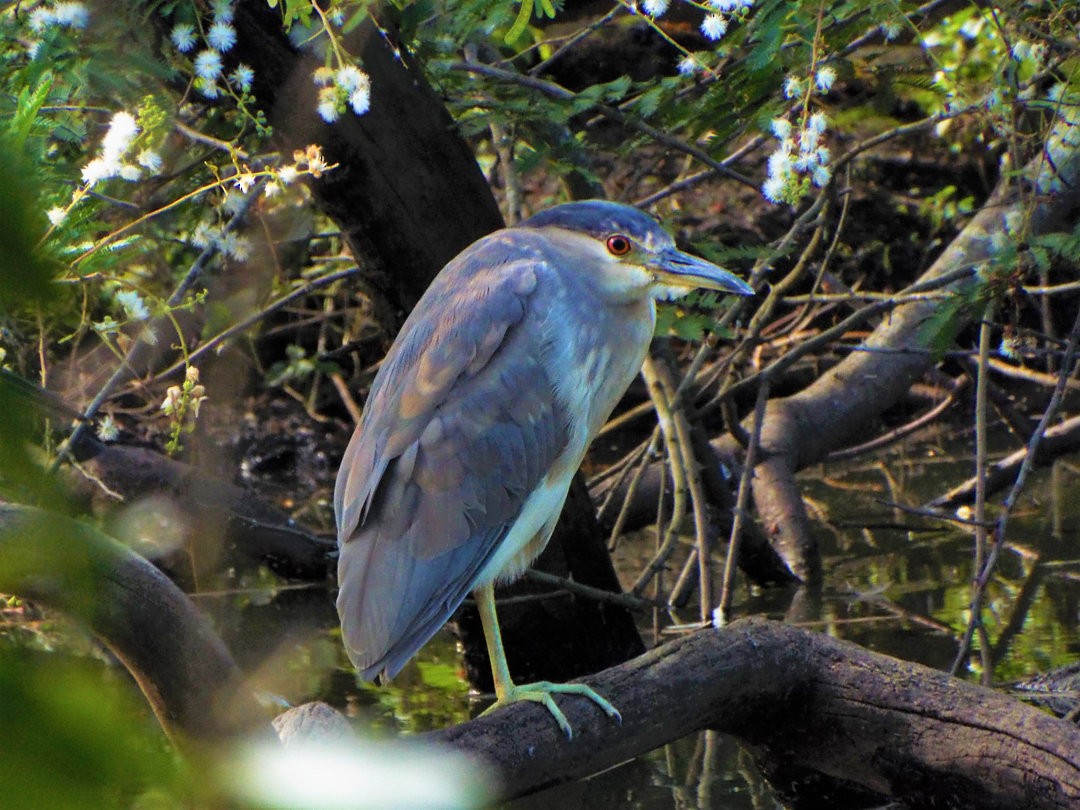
334;200;754;736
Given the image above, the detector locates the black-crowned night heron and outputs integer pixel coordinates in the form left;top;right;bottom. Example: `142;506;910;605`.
335;200;753;735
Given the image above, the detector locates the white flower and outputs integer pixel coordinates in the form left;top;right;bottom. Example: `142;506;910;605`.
81;157;115;186
701;14;727;40
137;149;162;173
767;146;791;177
807;111;828;135
811;163;831;187
29;8;54;32
47;206;67;226
881;21;901;41
304;146;329;176
161;385;182;415
234;173;256;194
312;67;334;87
317;86;340;122
770;118;792;139
335;66;366;93
793;152;815;172
278;165;299;185
52;2;89;28
349;87;370;115
119;164;142;181
116;290;150;321
102;111;139;164
642;0;668;16
96;414;119;442
263;181;282;199
199;81;222;99
211;0;234;23
318;99;339;123
709;0;738;9
231;63;254;91
194;49;224;80
677;55;698;76
762;174;786;203
228;234;252;261
191;221;220;248
219;231;252;261
815;67;836;93
815;145;830;164
207;22;236;52
171;23;197;52
783;75;802;99
1010;40;1031;62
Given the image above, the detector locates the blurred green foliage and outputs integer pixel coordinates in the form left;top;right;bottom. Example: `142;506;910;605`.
0;648;188;809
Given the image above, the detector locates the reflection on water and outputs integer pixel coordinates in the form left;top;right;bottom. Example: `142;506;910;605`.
140;436;1080;807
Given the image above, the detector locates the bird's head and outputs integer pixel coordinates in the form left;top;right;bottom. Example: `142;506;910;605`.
519;200;754;302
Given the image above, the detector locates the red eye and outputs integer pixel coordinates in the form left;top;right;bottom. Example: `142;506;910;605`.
606;235;632;256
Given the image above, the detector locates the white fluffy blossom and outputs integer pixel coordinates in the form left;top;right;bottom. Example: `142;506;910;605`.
137;150;163;174
317;87;340;123
81;111;140;187
701;14;727;40
171;23;197;52
211;0;234;24
29;2;88;32
335;66;366;93
194;49;224;81
116;290;150;321
102;111;139;164
207;21;236;52
642;0;669;16
761;174;786;203
231;64;255;91
815;67;837;93
350;87;371;115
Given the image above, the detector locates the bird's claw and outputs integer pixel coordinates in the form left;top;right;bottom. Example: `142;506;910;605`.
482;680;621;738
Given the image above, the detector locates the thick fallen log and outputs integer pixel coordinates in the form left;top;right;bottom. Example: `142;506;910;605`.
5;501;1077;807
423;618;1080;807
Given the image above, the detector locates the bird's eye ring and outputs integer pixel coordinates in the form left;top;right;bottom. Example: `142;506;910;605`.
606;235;632;256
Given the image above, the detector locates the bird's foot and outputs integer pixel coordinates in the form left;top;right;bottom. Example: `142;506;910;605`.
481;680;621;738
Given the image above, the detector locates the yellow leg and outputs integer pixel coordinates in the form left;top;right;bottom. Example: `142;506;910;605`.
474;582;621;738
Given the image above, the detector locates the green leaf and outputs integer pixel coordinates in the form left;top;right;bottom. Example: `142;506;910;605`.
8;75;54;152
505;0;533;44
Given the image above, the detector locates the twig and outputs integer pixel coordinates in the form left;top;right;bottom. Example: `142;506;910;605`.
633;357;690;597
716;380;769;624
951;305;1080;675
149;266;360;384
449;59;757;190
49;187;262;472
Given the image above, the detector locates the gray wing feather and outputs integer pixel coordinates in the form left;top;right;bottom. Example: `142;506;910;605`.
335;247;570;679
